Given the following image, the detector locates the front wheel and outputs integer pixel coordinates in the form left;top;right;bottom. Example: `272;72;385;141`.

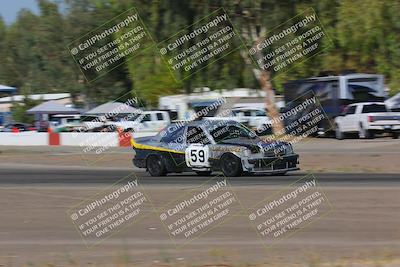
392;132;399;139
146;155;167;176
335;124;344;140
220;153;242;177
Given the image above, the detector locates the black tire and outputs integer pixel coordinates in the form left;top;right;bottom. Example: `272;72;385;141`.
274;171;287;176
335;124;344;140
369;131;375;139
359;125;374;139
393;132;399;139
146;155;167;176
220;153;242;177
195;171;212;176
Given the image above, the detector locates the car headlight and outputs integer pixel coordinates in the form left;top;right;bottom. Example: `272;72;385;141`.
243;148;251;157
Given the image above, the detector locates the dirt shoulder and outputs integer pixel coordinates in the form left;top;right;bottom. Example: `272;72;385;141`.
0;138;399;173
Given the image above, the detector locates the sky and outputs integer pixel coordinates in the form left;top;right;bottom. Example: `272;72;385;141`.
0;0;39;25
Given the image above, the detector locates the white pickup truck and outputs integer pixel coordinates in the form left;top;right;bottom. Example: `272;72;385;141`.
113;110;170;132
334;102;400;139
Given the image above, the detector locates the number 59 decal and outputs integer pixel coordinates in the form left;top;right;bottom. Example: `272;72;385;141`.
185;144;210;167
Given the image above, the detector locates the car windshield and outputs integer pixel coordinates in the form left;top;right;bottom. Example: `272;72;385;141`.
66;119;81;123
80;116;100;122
117;113;140;121
231;110;241;116
254;110;267;116
210;124;256;142
158;124;185;143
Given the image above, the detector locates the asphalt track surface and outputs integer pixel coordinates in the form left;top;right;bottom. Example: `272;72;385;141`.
1;167;399;265
0;168;399;186
1;140;399;265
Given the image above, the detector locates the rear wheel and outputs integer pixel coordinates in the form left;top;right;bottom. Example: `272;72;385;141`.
359;125;374;139
393;132;399;139
195;171;212;176
146;155;167;176
220;153;242;177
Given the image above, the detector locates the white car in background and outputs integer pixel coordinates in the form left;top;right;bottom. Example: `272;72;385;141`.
80;115;108;131
49;115;82;132
209;107;272;135
334;102;400;139
114;111;171;132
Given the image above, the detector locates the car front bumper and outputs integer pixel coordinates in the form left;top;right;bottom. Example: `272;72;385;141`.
243;154;299;173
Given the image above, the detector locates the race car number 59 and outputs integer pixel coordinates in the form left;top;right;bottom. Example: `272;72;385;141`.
185;144;210;167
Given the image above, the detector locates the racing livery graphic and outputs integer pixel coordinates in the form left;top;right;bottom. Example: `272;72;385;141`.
131;120;299;176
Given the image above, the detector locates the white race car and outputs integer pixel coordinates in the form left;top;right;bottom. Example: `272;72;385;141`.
131;120;299;177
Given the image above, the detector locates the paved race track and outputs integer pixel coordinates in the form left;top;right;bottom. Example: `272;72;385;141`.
0;167;399;266
0;168;399;186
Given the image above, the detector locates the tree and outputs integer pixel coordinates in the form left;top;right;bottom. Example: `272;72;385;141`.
1;0;399;110
228;0;292;135
11;93;41;124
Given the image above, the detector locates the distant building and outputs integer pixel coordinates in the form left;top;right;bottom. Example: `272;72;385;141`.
0;84;17;125
0;93;72;125
0;93;72;113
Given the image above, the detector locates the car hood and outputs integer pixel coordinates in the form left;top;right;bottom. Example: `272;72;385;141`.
218;137;289;152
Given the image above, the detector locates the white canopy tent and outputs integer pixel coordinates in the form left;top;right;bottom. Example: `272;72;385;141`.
27;101;80;115
85;102;139;115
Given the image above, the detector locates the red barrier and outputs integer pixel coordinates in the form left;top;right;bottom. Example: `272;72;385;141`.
118;130;131;147
49;132;60;146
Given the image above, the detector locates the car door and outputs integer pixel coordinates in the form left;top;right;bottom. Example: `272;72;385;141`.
158;124;187;167
185;126;212;168
154;112;166;131
238;110;251;127
342;105;357;132
139;113;152;131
